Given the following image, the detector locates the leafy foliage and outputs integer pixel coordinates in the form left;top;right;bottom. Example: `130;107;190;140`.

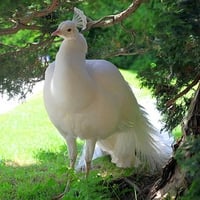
176;136;200;200
136;0;200;130
0;37;49;99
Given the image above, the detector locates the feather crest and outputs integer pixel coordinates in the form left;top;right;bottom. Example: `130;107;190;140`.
72;7;87;30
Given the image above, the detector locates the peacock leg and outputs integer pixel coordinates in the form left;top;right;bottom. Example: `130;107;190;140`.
52;136;77;199
66;136;77;169
85;139;96;177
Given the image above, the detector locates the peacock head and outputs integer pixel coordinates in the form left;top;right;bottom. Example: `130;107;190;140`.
52;7;87;40
52;21;78;39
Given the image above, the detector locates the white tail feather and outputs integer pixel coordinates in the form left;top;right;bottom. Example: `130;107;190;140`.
76;100;172;171
98;106;172;170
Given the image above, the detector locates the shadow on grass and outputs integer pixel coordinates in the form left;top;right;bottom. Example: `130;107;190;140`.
0;142;111;200
0;145;69;200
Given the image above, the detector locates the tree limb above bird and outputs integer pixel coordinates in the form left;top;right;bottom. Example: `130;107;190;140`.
0;0;143;35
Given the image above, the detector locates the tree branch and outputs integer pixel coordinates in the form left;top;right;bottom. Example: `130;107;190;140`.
0;0;143;35
166;74;200;107
0;0;59;36
104;47;148;58
0;22;41;35
19;0;59;24
86;0;144;29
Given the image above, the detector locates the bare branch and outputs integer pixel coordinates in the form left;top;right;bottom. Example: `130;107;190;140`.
0;23;41;35
104;48;148;58
166;74;200;107
86;0;144;29
19;0;59;24
0;0;59;36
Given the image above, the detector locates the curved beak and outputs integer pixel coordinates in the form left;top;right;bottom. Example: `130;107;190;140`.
51;29;60;36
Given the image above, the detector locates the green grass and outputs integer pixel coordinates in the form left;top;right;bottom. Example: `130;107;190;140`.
0;70;180;199
0;93;64;164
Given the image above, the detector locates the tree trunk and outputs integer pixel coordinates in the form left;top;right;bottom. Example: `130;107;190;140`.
149;82;200;199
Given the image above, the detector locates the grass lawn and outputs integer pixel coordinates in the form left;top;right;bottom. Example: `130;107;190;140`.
0;69;179;199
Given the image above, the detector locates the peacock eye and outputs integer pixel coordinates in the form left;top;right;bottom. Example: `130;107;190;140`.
67;28;72;32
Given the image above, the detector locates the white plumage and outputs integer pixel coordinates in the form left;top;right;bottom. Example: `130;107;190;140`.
43;8;171;175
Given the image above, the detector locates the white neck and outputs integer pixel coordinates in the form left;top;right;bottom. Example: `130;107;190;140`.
52;36;95;112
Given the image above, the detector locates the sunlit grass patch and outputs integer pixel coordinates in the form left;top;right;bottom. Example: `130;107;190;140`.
0;93;64;165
